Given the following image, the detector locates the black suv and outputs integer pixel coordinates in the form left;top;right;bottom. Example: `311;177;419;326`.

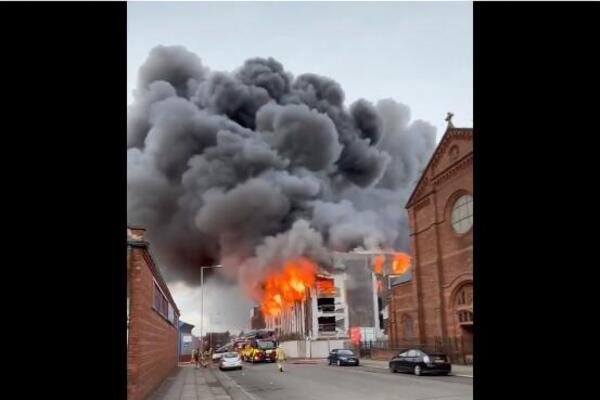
328;349;359;366
389;349;451;376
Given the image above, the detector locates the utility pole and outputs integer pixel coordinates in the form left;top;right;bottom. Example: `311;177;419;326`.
200;265;222;350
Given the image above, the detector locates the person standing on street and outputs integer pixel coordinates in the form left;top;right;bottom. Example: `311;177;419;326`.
202;347;210;368
276;345;286;372
192;348;200;369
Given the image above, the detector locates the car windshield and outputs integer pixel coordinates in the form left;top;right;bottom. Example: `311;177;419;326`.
257;341;275;349
224;352;239;358
338;350;354;356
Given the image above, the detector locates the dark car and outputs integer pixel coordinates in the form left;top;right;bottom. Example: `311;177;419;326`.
328;349;359;366
389;349;451;376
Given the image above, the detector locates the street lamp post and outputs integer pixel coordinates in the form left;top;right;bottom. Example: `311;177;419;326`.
200;265;222;350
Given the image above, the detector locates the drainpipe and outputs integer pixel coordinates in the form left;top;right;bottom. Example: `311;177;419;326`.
127;246;132;347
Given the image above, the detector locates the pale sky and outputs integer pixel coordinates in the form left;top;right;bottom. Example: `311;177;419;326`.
127;1;473;335
128;1;473;136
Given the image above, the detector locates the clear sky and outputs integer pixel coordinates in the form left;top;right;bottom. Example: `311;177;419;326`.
127;1;473;334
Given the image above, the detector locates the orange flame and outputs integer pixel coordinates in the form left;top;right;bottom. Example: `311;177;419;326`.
373;255;384;274
260;257;318;318
392;252;411;274
371;252;412;275
316;278;335;295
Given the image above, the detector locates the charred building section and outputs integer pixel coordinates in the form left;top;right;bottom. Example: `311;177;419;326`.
249;306;266;330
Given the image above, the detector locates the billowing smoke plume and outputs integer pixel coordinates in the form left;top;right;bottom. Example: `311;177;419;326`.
127;46;436;291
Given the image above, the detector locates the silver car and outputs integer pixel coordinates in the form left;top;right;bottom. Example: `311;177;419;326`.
219;352;243;370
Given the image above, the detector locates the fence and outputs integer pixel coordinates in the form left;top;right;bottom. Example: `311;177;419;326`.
354;337;473;365
280;338;351;358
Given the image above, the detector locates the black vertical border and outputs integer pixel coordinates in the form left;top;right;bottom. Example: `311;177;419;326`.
475;1;599;397
1;1;127;397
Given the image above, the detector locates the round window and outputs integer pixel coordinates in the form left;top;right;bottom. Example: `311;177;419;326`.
451;195;473;234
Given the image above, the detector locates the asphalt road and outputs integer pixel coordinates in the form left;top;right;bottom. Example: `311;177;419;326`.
213;361;473;400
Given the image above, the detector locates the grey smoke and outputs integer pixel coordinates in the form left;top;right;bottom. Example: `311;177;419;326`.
127;45;437;289
236;57;292;101
137;45;207;97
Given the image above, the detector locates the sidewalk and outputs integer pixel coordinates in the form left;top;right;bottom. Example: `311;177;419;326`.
359;359;473;377
147;364;232;400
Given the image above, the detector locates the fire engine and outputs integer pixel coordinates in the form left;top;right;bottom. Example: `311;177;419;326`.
240;336;278;363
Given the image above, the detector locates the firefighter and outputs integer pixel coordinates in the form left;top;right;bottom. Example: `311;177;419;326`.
275;345;286;372
202;347;211;368
192;348;200;369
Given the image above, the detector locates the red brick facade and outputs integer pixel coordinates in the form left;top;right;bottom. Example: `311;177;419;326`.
388;127;473;361
127;228;180;400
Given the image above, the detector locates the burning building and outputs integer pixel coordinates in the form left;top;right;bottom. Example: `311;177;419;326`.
264;250;411;343
265;270;349;340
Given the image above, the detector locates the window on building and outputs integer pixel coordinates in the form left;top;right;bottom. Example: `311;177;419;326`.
451;194;473;234
458;310;473;323
168;304;175;324
449;145;460;161
455;284;473;307
318;316;336;332
153;283;163;311
455;283;473;325
153;282;174;325
317;297;335;312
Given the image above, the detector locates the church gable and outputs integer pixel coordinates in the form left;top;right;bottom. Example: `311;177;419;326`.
406;126;473;208
430;129;473;178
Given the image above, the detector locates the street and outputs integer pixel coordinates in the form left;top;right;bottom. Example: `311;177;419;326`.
213;361;473;400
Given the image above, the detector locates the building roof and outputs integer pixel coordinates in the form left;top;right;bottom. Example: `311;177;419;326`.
127;229;180;315
405;126;473;209
179;320;195;332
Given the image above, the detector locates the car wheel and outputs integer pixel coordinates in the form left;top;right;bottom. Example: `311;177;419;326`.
390;365;396;373
414;365;422;376
337;360;341;366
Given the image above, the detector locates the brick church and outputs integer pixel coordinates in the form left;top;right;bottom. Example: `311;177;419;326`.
388;119;473;362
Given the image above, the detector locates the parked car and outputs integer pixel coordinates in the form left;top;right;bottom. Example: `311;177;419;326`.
219;352;243;370
328;349;360;366
388;349;451;376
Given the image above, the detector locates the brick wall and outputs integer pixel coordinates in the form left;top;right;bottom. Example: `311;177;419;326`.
389;129;473;351
127;247;179;400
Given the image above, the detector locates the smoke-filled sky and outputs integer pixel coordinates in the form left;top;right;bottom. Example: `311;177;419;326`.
127;1;472;336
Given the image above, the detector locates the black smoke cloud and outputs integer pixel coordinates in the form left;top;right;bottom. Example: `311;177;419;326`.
127;46;436;287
